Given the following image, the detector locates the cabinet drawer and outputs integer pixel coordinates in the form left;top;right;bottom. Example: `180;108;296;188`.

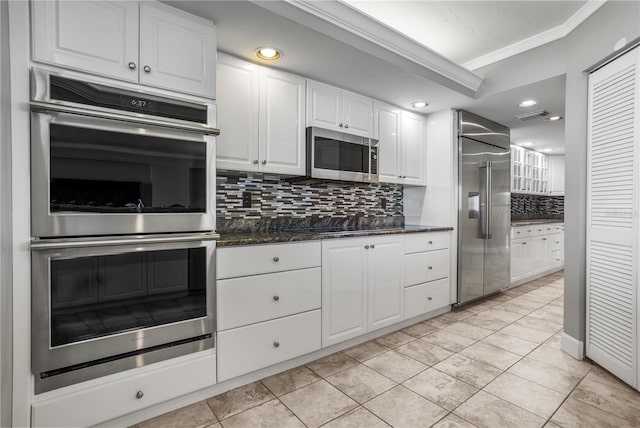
32;352;216;428
529;225;547;237
404;249;449;287
550;233;562;251
511;226;531;239
404;278;450;319
217;268;321;330
404;232;449;254
551;249;564;264
217;310;321;381
217;241;321;279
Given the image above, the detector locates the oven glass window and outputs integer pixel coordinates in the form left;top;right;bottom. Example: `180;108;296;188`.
314;137;369;173
50;248;206;347
49;124;206;213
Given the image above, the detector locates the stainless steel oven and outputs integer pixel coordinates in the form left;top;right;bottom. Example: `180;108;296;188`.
306;127;379;183
31;233;216;393
30;68;219;237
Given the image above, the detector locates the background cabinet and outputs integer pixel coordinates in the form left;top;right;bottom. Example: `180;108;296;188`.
216;54;306;175
32;1;216;97
549;155;565;195
510;223;564;284
511;145;550;194
306;80;373;137
321;235;403;347
374;103;427;186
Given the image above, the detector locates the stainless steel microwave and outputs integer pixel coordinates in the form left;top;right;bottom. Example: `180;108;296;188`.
306;127;379;183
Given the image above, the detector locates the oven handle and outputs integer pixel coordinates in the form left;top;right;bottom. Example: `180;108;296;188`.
31;232;219;250
30;101;220;136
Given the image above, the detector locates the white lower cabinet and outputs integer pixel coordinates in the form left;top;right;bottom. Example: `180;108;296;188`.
367;238;404;331
405;278;450;319
510;222;564;284
32;352;216;428
217;310;321;382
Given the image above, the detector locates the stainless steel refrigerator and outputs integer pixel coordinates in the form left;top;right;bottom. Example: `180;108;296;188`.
457;110;511;305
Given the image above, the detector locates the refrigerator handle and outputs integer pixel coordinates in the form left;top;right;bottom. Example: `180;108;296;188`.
478;161;492;239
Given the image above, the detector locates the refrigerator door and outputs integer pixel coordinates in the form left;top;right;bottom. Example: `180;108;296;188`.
458;137;488;303
483;146;511;295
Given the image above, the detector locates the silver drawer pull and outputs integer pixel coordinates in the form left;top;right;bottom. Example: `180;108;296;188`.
273;341;280;348
273;256;279;262
370;244;375;249
428;240;433;244
273;295;280;301
542;238;547;241
143;65;151;73
427;297;433;301
365;245;369;249
128;61;136;70
136;391;144;399
428;266;433;270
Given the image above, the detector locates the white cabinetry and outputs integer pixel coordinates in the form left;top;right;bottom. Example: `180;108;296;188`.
511;146;550;194
510;222;564;284
32;1;216;97
216;242;321;381
549;155;565;195
306;80;373;137
374;102;427;186
216;54;306;175
587;48;639;390
322;235;403;347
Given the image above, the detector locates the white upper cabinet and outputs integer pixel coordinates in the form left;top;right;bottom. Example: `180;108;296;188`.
216;54;306;175
139;2;216;97
511;145;550;194
374;103;426;186
32;1;139;82
401;111;427;186
216;55;260;172
258;68;306;175
306;80;373;137
549;155;565;195
32;1;216;98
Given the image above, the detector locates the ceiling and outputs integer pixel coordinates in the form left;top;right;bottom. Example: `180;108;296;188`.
166;0;584;154
344;1;586;66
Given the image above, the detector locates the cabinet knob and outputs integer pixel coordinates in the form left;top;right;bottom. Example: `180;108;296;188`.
128;61;137;70
136;391;144;399
522;242;527;245
262;160;267;165
273;256;279;262
344;124;349;128
370;244;375;249
556;241;560;244
428;266;433;270
427;296;433;301
273;341;280;348
364;245;369;249
428;241;433;244
338;123;343;127
273;295;280;301
542;238;547;241
253;160;259;164
143;65;151;73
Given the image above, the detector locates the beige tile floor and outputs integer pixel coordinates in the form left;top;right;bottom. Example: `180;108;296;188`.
134;272;640;428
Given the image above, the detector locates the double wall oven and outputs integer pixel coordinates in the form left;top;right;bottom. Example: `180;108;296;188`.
30;68;220;393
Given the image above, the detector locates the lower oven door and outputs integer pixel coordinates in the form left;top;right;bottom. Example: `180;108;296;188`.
31;109;215;237
31;233;216;393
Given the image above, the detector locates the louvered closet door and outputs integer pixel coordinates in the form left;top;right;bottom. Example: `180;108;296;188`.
587;46;639;389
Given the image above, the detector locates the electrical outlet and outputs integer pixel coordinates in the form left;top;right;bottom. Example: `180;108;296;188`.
242;191;252;208
380;197;387;210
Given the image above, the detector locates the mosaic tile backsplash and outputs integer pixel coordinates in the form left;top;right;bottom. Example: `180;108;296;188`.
511;193;564;220
217;173;403;231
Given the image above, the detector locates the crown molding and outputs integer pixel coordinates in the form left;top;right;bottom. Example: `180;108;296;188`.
463;0;607;70
250;0;483;97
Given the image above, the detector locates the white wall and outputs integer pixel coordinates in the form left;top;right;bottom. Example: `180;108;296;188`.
0;0;13;425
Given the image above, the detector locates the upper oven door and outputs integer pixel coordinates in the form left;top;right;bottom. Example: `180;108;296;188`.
308;127;378;183
31;109;216;237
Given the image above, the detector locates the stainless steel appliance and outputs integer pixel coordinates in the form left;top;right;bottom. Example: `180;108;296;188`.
306;126;379;183
457;111;511;305
30;68;219;237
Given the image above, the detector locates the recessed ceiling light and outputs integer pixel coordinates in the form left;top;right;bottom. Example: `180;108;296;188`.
547;116;563;121
410;101;428;109
543;148;553;152
519;142;534;146
255;47;281;60
518;99;538;107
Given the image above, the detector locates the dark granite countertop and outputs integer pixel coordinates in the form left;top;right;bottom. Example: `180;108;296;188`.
217;224;453;247
511;219;564;227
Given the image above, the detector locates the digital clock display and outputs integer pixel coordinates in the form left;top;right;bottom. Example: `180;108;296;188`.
122;96;154;112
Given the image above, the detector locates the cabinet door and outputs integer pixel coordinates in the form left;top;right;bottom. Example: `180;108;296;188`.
321;238;368;347
400;111;427;186
306;80;342;131
215;55;260;172
510;240;525;281
375;103;401;184
343;92;373;137
32;1;139;82
367;237;404;331
139;2;216;97
531;235;551;273
259;69;306;175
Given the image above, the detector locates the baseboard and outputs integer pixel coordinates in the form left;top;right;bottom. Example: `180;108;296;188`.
510;265;564;287
561;332;585;360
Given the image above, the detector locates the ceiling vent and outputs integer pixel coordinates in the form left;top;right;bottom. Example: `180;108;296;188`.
515;110;549;121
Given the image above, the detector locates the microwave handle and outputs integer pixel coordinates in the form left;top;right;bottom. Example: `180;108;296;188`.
30;101;220;136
